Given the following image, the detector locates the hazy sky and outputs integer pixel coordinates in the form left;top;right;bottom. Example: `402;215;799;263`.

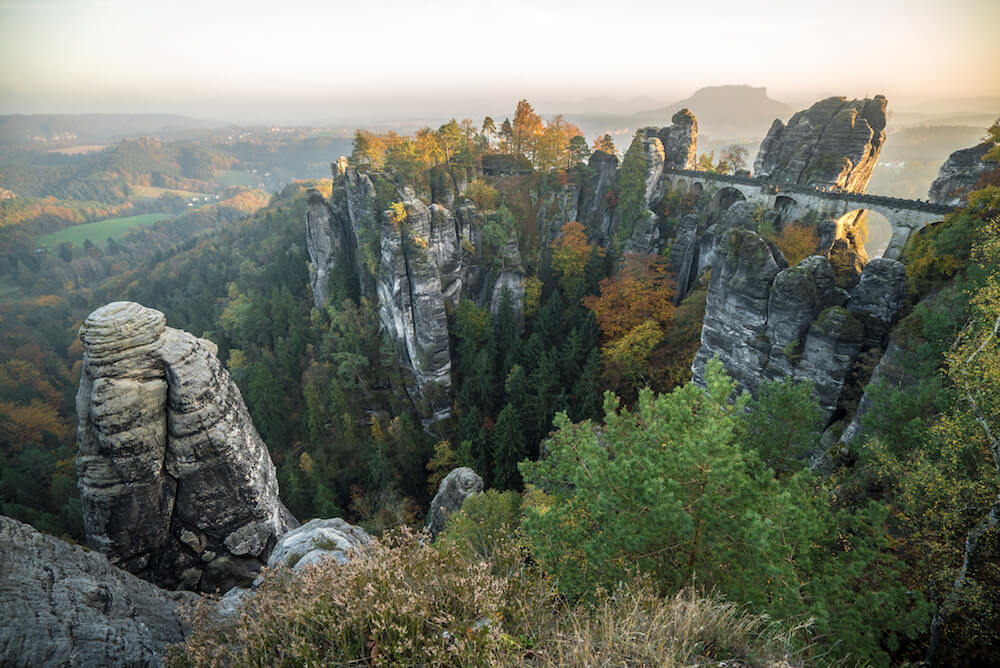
1;0;998;122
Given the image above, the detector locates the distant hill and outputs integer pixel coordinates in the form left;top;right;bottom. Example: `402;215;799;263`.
0;113;226;145
633;85;792;140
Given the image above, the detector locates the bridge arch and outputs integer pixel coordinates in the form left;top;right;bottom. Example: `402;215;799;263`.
711;186;746;213
834;209;892;258
774;195;798;213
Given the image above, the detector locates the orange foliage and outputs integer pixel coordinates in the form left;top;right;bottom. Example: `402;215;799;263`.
0;399;71;450
550;222;600;291
584;254;676;340
774;224;820;266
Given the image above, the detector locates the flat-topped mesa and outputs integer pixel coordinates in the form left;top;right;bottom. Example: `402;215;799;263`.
76;301;297;593
753;95;887;193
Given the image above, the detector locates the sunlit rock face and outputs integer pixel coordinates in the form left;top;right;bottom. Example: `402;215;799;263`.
76;301;297;592
658;108;698;170
753;96;887;193
692;228;906;423
928;141;996;206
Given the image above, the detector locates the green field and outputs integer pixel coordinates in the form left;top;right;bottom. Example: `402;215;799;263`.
131;185;212;199
215;170;260;187
39;213;174;248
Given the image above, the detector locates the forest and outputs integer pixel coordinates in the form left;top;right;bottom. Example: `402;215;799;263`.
1;103;999;665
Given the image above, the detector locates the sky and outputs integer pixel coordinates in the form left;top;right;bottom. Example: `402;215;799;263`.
1;0;998;123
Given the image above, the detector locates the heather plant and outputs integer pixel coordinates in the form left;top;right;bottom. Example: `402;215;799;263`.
168;525;813;667
169;527;521;666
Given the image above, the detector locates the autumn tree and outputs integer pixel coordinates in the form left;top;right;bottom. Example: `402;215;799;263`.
583;254;675;341
550;221;600;296
773;223;820;265
592;134;618;157
720;145;749;174
512;99;543;159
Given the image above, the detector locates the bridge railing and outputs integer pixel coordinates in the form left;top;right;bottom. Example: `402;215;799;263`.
663;168;954;215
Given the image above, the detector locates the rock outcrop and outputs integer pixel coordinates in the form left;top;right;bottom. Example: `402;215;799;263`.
753;96;887;193
0;514;194;667
267;517;370;571
376;196;455;419
426;467;484;540
928;141;997;206
306;167;526;421
692;228;906;422
658;108;698;170
76;301;297;592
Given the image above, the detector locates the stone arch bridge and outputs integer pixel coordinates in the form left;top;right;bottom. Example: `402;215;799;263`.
664;168;954;259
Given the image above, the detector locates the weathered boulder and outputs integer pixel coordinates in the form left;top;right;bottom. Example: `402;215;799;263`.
753;96;887;192
426;467;484;540
267;517;370;571
928;141;997;206
76;301;297;592
0;514;194;667
795;306;865;417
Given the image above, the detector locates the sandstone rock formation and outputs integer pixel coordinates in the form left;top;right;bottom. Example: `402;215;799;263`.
267;517;371;571
0;514;194;667
928;141;996;206
306;167;526;421
753;96;887;193
692;228;906;422
658;108;698;170
376;196;455;419
76;301;297;592
426;467;484;540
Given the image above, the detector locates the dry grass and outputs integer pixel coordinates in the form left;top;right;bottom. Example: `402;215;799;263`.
168;530;813;667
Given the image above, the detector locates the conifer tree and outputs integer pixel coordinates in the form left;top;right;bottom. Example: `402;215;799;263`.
492;403;526;490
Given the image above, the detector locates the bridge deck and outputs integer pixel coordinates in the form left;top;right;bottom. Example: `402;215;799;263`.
664;168;954;215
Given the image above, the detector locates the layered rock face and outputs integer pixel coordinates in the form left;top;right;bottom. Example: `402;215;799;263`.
76;301;296;592
0;514;194;667
692;229;906;422
753;96;887;193
306;167;525;421
376;197;455;419
427;467;484;540
928;141;996;206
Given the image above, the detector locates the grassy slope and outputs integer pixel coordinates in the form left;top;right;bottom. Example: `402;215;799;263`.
38;212;173;247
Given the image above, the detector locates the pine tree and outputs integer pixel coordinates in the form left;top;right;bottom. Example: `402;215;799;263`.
492;403;526;490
